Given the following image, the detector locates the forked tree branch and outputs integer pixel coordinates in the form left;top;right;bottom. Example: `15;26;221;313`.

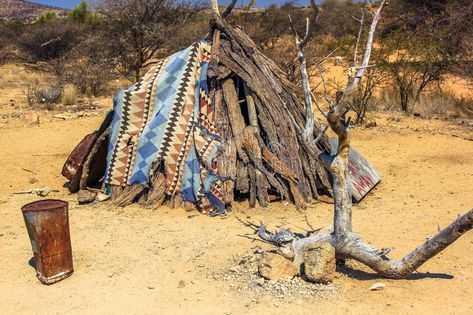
353;9;365;68
337;0;387;111
338;208;473;278
297;0;319;49
222;0;237;18
212;0;237;18
259;208;473;279
289;0;320;143
258;0;473;280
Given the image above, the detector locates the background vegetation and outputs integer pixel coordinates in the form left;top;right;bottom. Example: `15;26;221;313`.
0;0;472;122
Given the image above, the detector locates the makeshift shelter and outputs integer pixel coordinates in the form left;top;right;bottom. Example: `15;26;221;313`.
63;7;338;214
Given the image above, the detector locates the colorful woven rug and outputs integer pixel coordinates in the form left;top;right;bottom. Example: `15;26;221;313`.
104;41;224;213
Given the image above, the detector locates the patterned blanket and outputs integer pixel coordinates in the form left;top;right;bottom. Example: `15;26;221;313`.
104;41;225;213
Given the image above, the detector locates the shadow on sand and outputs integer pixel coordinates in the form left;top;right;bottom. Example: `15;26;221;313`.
338;264;454;281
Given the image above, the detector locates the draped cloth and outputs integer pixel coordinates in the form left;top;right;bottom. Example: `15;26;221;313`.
104;41;224;213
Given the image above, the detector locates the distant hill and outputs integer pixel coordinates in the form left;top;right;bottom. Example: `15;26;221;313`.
0;0;67;23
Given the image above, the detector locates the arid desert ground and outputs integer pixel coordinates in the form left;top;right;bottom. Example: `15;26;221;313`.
0;70;472;314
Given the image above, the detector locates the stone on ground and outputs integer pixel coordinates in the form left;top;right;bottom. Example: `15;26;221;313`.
302;241;336;284
258;252;298;280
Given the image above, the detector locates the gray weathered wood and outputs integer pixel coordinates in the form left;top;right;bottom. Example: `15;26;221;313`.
330;138;381;201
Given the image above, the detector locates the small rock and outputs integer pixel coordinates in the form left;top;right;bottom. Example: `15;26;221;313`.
258;252;298;280
248;278;265;288
53;113;70;120
148;286;155;290
303;241;336;284
96;192;111;202
178;280;186;288
369;282;386;291
54;113;78;120
23;112;39;125
78;189;97;204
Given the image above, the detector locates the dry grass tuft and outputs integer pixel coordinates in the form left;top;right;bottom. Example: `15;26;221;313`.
61;84;77;105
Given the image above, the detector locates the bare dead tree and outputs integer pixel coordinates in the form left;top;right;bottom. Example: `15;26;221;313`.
101;0;207;81
289;0;319;142
259;0;473;279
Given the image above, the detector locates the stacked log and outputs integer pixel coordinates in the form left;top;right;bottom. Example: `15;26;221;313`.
206;16;332;208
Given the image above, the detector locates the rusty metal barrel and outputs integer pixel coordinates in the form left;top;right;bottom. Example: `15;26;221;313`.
21;199;74;285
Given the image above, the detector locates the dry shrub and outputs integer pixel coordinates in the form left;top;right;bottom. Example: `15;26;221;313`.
17;20;80;62
18;72;45;106
453;96;473;118
377;88;401;112
413;91;452;116
18;71;62;106
0;67;19;88
377;87;473;119
61;84;77;105
414;91;473;118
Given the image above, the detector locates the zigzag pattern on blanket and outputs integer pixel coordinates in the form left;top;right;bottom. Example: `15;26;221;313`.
104;41;225;212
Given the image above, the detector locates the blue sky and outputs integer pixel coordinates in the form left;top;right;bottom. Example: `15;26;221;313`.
29;0;315;10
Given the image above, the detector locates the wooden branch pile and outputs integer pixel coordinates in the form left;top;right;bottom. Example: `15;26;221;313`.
208;15;332;208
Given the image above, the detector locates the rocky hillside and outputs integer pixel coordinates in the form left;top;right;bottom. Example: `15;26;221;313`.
0;0;66;23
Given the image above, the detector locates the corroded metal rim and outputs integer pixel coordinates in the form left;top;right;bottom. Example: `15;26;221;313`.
37;269;74;285
21;199;68;212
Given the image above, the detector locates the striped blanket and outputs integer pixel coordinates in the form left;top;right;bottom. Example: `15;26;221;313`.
104;41;225;214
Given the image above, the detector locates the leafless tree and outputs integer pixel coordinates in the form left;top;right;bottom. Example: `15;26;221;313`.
100;0;207;81
16;20;81;62
259;0;473;279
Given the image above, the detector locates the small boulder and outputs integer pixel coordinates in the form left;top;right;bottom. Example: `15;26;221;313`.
248;278;264;288
96;192;111;202
302;241;336;284
369;282;386;291
23;112;39;125
258;252;298;280
78;189;97;204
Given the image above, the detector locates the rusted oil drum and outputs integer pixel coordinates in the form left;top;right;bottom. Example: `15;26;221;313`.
21;199;74;285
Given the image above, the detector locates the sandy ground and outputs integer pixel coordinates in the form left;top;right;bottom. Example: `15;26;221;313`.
0;65;473;314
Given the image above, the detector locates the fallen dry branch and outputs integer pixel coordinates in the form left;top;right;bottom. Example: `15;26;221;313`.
336;208;473;278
